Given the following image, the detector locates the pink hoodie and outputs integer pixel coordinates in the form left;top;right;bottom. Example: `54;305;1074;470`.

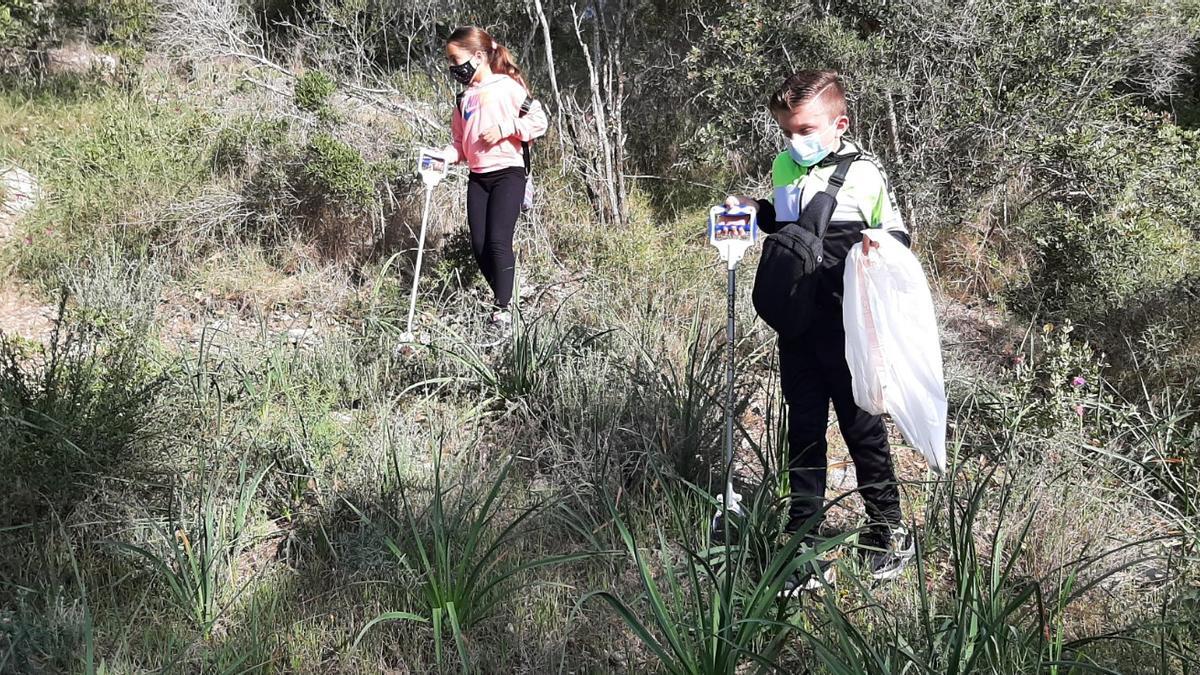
443;73;548;174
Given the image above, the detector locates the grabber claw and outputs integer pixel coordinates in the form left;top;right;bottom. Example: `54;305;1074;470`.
710;491;746;543
708;204;759;270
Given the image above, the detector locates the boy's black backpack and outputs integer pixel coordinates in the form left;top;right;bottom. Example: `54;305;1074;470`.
751;157;854;341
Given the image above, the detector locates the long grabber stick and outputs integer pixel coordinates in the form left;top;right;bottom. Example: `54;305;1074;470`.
707;204;759;542
399;149;449;343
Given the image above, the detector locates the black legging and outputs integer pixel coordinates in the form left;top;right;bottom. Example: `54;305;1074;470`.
466;166;524;309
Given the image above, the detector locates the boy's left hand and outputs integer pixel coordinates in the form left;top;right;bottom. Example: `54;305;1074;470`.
862;232;880;257
480;125;504;145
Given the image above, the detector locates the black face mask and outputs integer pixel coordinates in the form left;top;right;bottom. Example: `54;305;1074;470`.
449;57;476;85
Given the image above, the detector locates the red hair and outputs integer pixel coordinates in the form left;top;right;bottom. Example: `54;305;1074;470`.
448;26;528;91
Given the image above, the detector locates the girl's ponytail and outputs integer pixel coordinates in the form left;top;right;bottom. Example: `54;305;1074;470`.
490;43;527;91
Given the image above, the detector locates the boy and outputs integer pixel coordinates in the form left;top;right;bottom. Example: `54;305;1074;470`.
725;70;914;593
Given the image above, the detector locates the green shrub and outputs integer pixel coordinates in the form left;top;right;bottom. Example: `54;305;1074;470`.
55;0;156;47
634;0;1200;242
1;0;155;62
300;132;375;208
209;116;291;175
210;123;253;175
1015;114;1200;319
0;1;54;52
207;116;399;257
294;69;336;114
966;320;1124;444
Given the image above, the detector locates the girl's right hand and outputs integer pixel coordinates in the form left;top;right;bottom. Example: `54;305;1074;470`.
480;125;504;145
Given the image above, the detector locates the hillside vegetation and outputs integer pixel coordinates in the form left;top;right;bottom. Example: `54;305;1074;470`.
1;0;1198;672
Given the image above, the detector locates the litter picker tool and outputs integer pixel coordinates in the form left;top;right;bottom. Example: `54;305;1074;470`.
707;204;758;542
400;149;449;343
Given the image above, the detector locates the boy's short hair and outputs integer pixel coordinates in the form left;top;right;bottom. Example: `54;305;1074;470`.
768;70;848;119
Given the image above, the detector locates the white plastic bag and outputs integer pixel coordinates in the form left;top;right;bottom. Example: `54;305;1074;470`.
843;231;947;474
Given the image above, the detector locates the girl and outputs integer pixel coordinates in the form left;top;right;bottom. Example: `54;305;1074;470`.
439;27;547;328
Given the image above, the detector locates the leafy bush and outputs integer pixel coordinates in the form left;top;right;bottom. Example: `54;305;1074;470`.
155;107;400;262
0;1;54;53
952;318;1159;468
606;0;1200;242
209;115;291;175
300;131;399;211
1;0;155;72
293;68;335;114
1016;113;1200;317
57;0;156;47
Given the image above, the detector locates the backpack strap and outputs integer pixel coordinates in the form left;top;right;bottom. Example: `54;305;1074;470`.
518;96;533;176
812;157;856;240
823;157;855;198
455;91;465;115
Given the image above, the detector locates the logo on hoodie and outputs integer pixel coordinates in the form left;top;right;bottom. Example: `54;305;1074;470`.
463;90;493;123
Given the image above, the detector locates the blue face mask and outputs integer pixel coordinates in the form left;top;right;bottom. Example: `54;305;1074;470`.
787;129;833;167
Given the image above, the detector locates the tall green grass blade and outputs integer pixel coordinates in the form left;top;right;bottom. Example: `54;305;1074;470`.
445;601;470;673
353;612;429;648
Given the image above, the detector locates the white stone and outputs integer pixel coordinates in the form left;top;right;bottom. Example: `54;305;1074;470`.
0;167;41;240
45;45;119;77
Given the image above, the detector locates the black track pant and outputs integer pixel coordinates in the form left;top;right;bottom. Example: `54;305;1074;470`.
466;166;524;309
779;315;902;537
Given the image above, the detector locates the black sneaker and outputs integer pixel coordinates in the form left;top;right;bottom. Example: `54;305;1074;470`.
860;524;916;582
778;557;836;597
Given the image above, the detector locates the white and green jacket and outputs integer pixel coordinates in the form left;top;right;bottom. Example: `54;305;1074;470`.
754;138;910;303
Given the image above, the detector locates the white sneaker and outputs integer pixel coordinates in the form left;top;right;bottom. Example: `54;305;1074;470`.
488;309;512;326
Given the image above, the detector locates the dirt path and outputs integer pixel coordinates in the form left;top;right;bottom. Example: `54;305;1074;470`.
0;167;55;343
0;285;56;343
